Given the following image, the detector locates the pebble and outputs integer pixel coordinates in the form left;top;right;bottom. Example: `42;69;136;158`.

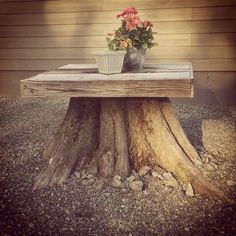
226;180;236;186
129;180;144;192
110;178;122;188
86;174;94;179
81;171;88;179
153;166;166;174
138;166;151;177
185;183;195;197
162;178;179;187
151;171;164;179
210;162;218;169
75;172;81;179
127;176;136;182
82;179;94;186
162;172;174;179
113;175;122;181
95;182;105;191
205;163;216;171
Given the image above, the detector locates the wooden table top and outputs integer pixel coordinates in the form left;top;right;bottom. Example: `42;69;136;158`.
20;63;194;98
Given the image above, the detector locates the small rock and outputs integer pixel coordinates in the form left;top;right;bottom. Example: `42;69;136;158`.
162;172;174;179
95;182;105;191
113;175;122;181
184;227;190;232
194;159;203;167
129;180;144;191
75;172;81;179
138;166;151;177
201;153;211;163
28;223;34;228
210;162;218;169
151;171;164;179
82;178;94;186
127;176;136;182
153;166;166;174
86;174;94;179
81;170;87;179
162;178;179;187
205;163;216;171
110;178;122;188
185;183;195;197
226;180;236;186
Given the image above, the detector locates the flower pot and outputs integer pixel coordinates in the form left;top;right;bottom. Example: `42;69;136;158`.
123;48;146;71
93;51;126;74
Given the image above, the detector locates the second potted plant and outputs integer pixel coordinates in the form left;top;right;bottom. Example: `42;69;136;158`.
107;7;157;71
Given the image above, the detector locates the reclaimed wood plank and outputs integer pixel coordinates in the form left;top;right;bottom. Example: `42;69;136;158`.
20;63;193;98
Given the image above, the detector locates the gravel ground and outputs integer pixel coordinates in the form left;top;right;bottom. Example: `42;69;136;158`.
0;98;235;236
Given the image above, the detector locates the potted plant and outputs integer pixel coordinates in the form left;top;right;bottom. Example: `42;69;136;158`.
107;7;157;71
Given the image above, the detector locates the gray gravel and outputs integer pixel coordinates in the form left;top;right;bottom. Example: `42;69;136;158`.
0;98;235;236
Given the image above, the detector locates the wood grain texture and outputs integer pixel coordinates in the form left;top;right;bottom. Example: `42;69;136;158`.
0;8;192;25
1;20;236;37
1;6;235;26
0;0;235;14
20;63;193;98
1;59;236;72
1;46;235;60
0;34;191;48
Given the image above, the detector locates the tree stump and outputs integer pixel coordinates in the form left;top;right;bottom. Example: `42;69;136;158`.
33;97;230;202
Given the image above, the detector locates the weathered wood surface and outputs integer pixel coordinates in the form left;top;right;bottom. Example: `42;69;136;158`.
20;63;194;98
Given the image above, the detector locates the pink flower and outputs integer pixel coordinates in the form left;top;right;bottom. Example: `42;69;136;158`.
116;7;138;18
124;15;142;31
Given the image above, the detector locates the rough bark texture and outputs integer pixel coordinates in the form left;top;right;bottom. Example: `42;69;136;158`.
127;98;229;202
33;97;231;202
97;99;129;178
33;98;99;189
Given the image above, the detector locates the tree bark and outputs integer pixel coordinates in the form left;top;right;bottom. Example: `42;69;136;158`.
33;97;231;202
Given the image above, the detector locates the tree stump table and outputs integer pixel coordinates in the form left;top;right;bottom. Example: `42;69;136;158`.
21;63;229;201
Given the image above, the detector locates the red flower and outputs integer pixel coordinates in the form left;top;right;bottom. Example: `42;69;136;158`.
116;7;138;18
125;15;142;31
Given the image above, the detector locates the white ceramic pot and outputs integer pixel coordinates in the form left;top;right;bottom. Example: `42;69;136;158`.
93;51;126;74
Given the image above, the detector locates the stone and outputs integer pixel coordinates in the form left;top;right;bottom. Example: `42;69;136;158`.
113;175;122;181
110;178;122;188
86;174;94;179
162;178;179;187
81;170;88;179
74;171;81;179
153;166;166;174
82;178;94;186
185;183;195;197
127;176;136;182
95;182;105;191
138;166;151;177
226;180;236;186
129;180;144;192
209;162;218;169
162;172;174;179
205;163;216;171
151;171;164;179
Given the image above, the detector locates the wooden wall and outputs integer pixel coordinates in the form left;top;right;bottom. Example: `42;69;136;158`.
0;0;236;104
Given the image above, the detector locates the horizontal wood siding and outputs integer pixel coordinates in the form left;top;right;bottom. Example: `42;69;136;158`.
0;0;236;104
